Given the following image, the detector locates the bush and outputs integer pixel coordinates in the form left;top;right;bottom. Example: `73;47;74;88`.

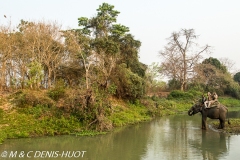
47;79;66;101
167;90;202;101
47;88;65;101
224;83;240;99
167;90;193;100
12;90;55;108
114;64;145;101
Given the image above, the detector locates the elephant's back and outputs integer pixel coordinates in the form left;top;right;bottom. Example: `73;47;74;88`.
219;104;228;111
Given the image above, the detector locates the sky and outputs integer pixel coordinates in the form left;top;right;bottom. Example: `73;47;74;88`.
1;0;240;72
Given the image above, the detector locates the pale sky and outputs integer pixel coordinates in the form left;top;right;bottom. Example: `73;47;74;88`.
1;0;240;72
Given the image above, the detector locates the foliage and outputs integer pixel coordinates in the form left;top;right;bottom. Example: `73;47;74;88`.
202;57;227;73
224;82;240;99
27;61;44;89
108;102;151;127
167;90;202;101
213;118;240;134
47;79;66;101
193;57;240;98
168;79;181;90
233;72;240;84
12;90;55;108
218;97;240;107
114;64;145;101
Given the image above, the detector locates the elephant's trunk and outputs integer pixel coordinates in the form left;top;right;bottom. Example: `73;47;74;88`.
188;109;193;116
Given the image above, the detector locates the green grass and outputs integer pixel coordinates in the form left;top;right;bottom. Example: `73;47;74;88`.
212;118;240;134
0;106;82;143
218;97;240;108
108;103;151;127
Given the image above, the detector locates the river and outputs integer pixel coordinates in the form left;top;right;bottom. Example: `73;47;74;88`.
0;110;240;160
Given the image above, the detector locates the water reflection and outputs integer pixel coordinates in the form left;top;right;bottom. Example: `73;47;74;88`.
189;131;229;160
0;123;151;160
0;111;240;160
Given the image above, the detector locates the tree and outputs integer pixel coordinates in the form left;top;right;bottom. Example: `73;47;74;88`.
233;72;240;85
59;3;146;129
0;23;16;91
78;2;145;93
193;57;234;95
78;3;123;89
17;20;64;89
27;61;43;89
159;29;210;91
202;57;227;73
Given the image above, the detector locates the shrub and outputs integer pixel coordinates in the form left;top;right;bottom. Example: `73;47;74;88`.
47;88;65;101
167;90;202;101
12;90;55;108
47;79;65;101
167;90;193;100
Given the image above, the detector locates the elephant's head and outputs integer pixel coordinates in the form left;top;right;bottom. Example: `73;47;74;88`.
188;103;203;116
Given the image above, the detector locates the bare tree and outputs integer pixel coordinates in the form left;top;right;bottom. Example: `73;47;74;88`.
159;29;210;91
18;20;64;88
0;23;16;91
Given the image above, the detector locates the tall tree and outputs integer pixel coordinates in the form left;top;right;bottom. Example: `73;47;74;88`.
78;3;122;89
159;29;210;91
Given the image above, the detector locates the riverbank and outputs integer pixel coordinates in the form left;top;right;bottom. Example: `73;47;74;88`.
0;90;190;144
0;91;240;144
212;118;240;135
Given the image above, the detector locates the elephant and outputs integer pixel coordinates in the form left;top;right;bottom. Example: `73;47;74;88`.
188;101;230;130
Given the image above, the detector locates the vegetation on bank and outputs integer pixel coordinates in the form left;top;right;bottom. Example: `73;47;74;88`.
0;89;194;143
212;119;240;134
1;89;240;143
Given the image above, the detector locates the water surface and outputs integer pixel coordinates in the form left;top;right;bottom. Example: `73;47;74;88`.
0;110;240;160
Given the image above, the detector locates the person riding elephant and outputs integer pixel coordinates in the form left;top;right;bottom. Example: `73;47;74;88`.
188;94;230;130
204;92;212;108
204;92;219;108
207;92;218;108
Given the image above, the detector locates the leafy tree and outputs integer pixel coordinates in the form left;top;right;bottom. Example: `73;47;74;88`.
27;61;43;89
193;57;239;96
77;2;145;92
233;72;240;84
159;29;210;91
78;3;123;89
59;3;146;129
202;57;227;73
